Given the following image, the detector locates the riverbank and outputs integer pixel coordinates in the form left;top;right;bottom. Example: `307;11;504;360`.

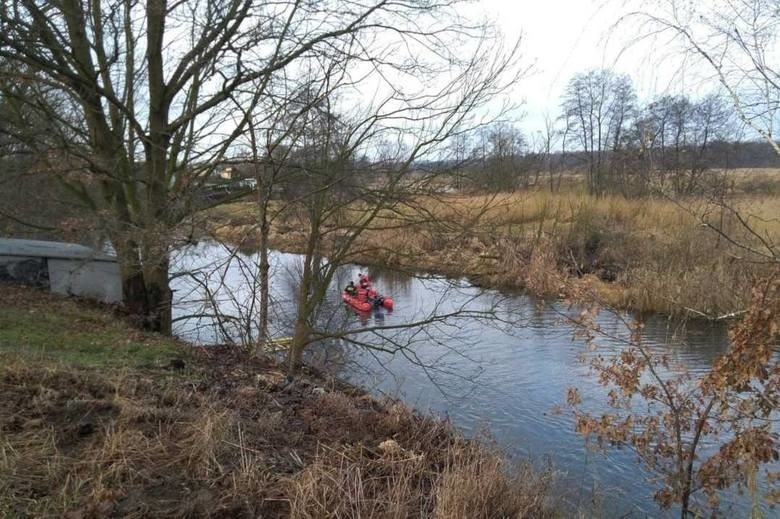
207;181;778;318
0;284;556;518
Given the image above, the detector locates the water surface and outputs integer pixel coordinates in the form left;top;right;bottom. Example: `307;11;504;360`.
171;241;769;517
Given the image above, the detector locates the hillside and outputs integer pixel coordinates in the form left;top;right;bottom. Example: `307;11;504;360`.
0;284;554;518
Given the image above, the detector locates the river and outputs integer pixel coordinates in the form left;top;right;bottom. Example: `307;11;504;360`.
170;241;771;518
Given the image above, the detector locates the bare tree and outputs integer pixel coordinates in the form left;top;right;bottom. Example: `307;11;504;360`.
539;112;564;192
634;93;734;196
266;41;522;376
226;69;347;344
0;64;89;240
561;11;780;510
0;0;500;334
623;0;780;154
161;5;522;365
486;123;526;190
466;122;526;191
447;132;472;191
561;69;637;196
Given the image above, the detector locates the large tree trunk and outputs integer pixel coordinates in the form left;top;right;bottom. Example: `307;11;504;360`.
144;254;172;335
117;240;172;334
285;219;321;377
286;265;313;377
120;265;148;319
286;317;310;377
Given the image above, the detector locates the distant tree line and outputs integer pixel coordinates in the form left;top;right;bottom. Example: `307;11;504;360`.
446;68;780;197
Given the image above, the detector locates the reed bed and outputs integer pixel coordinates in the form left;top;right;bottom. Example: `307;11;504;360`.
210;183;777;317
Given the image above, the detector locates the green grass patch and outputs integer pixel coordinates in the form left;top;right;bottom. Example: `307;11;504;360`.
0;285;181;368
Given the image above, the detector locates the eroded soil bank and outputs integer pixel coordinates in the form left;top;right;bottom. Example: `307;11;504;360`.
0;284;555;518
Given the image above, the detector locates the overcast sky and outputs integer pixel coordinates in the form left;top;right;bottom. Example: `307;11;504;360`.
477;0;716;134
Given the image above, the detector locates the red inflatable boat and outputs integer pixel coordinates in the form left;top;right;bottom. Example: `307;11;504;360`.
342;292;373;312
342;276;394;312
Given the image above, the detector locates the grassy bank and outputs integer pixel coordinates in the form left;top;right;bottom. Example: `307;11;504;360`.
208;172;779;317
0;284;555;517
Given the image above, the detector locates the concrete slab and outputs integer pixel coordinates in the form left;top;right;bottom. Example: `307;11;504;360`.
0;238;116;262
48;258;122;303
0;238;122;303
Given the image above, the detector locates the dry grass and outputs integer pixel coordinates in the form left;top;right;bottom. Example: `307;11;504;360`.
289;443;431;519
449;189;777;316
288;420;555;519
434;441;554;519
725;168;780;195
1;360;557;518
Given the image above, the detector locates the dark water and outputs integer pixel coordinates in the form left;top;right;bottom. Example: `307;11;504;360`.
171;241;772;517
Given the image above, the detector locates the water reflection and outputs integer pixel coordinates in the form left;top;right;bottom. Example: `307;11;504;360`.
364;265;415;295
171;241;764;517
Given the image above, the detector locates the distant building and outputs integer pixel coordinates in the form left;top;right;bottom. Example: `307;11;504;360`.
237;178;257;189
0;238;121;303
